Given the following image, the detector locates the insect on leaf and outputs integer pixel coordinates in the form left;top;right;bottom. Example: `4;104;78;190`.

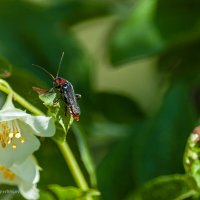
33;87;73;142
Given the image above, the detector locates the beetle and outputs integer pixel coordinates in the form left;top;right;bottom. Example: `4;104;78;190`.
33;52;81;121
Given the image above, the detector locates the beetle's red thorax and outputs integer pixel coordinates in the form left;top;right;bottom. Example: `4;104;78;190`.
55;78;67;85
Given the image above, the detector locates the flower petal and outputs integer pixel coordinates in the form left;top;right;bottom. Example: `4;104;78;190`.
19;183;39;200
20;115;56;137
0;110;55;137
11;156;40;184
0;156;40;200
1;94;15;110
14;156;40;200
0;122;40;168
0;108;28;122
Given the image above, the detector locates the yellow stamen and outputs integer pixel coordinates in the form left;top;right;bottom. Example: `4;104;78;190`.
7;139;11;144
0;165;16;181
0;121;25;149
9;132;14;138
13;129;18;134
20;137;25;143
15;132;21;139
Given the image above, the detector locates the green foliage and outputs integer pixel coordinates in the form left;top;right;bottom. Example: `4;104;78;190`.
46;185;100;200
134;82;196;184
129;174;199;200
1;0;200;199
93;92;145;123
109;0;164;64
72;125;97;188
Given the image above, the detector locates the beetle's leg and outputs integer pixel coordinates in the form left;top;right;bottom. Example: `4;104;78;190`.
75;94;81;100
53;97;61;106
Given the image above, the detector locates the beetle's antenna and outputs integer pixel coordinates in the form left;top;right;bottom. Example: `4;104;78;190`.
56;52;64;78
32;64;55;80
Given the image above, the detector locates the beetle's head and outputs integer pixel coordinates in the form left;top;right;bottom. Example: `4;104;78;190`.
54;77;67;86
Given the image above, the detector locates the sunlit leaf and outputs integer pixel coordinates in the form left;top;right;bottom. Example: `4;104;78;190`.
39;190;54;200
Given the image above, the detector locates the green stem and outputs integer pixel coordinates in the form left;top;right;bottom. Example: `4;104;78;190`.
56;141;89;190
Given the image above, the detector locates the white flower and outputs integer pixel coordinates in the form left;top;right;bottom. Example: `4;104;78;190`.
0;156;40;200
0;94;55;167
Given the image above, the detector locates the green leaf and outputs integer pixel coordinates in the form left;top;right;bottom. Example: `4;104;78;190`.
134;82;197;185
128;174;198;200
110;0;200;66
48;185;100;200
155;0;200;41
39;190;55;200
154;0;200;84
49;1;111;26
37;89;73;142
109;0;164;65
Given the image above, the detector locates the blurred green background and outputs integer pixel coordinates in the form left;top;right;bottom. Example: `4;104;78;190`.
1;0;200;199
